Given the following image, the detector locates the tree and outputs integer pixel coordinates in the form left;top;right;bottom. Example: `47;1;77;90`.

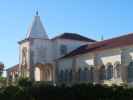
0;62;4;76
16;77;32;88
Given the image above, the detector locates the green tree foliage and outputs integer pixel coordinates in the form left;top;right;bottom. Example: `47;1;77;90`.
16;77;33;88
0;77;6;87
0;62;4;76
0;82;133;100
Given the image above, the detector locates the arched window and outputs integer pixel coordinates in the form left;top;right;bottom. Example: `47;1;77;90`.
78;68;81;81
90;67;94;82
68;69;72;82
60;45;67;55
84;67;89;81
128;61;133;82
65;69;69;82
99;65;106;80
60;70;64;81
114;62;121;79
106;63;113;80
44;69;51;81
79;68;84;81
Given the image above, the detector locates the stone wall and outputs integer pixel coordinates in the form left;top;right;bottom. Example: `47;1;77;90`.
57;44;133;85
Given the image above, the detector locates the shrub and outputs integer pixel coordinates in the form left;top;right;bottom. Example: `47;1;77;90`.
0;82;132;100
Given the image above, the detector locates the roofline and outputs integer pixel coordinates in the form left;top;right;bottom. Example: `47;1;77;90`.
18;38;50;44
59;33;133;59
6;64;19;71
51;32;96;42
51;38;95;43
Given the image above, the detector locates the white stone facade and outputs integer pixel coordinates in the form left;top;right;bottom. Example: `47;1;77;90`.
17;13;92;82
57;45;133;85
7;12;133;86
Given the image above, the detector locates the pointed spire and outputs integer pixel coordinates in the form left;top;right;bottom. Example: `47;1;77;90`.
26;11;49;39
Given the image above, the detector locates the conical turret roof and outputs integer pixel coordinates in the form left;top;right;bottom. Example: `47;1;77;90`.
26;11;49;39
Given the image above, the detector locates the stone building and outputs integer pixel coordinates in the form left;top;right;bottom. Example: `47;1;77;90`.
6;12;133;86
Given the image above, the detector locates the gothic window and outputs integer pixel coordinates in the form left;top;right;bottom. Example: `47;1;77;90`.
44;69;51;81
64;69;68;82
21;47;28;78
90;67;94;82
60;45;67;55
99;65;106;80
79;68;87;81
30;51;34;65
114;62;121;79
37;48;46;61
84;67;89;81
77;68;81;81
60;70;66;82
22;47;27;66
59;70;64;81
60;69;72;82
106;63;113;80
78;68;82;81
68;69;72;82
128;61;133;82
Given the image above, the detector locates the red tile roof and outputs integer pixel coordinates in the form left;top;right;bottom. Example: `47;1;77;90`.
52;33;96;42
61;33;133;58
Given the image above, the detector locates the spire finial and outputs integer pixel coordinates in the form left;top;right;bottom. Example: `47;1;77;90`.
36;10;39;16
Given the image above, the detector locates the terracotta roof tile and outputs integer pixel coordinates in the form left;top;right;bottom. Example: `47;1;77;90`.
62;33;133;58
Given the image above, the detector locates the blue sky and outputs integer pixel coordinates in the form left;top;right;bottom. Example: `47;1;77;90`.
0;0;133;68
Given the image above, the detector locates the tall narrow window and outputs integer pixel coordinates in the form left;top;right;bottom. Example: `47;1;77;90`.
78;68;81;81
21;47;27;78
90;67;94;82
59;70;64;81
68;69;72;82
65;69;69;82
84;67;89;81
128;61;133;82
114;62;121;79
106;63;113;80
99;65;106;80
60;45;67;55
79;68;83;81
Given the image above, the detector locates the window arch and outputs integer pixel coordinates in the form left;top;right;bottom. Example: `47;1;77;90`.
106;63;113;80
78;68;81;81
65;69;69;82
60;45;67;55
44;69;51;81
99;65;106;80
90;66;94;82
128;61;133;82
22;47;27;66
78;68;84;81
78;67;91;82
114;62;121;79
68;69;72;82
84;67;89;81
59;70;64;81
